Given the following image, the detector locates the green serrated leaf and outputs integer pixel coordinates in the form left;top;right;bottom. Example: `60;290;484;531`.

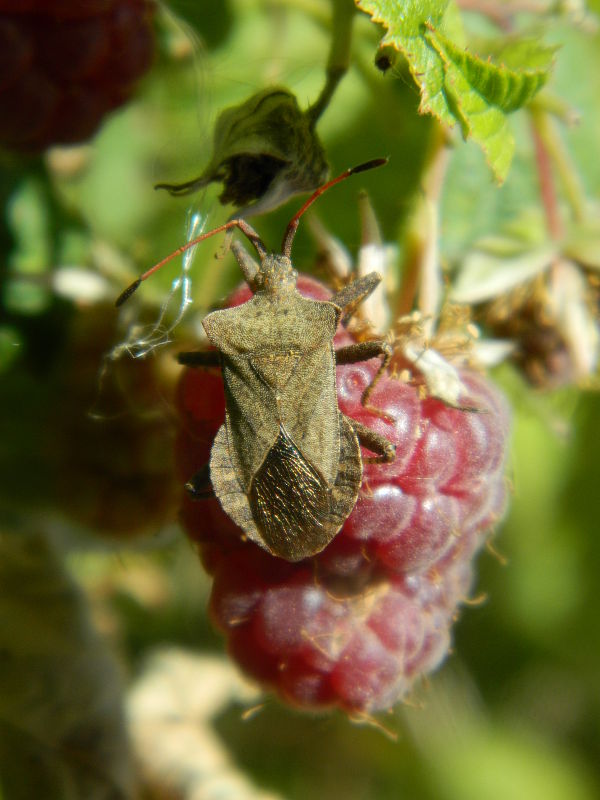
427;31;552;113
359;0;450;38
427;32;515;181
356;0;454;123
425;29;551;179
357;0;553;181
470;36;559;74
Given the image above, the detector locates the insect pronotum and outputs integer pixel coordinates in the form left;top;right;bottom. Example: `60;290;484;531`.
117;159;396;561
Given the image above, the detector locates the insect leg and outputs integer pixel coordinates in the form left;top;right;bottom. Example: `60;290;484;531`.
335;339;390;365
330;272;381;324
346;417;396;464
177;350;221;368
185;463;213;499
335;339;393;415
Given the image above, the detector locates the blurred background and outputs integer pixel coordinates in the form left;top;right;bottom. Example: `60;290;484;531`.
1;1;599;798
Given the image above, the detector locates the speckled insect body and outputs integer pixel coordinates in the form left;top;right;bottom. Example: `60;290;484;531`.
203;255;369;560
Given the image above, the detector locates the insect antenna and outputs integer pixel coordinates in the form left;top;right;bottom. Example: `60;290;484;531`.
116;218;266;307
116;158;388;307
281;157;388;257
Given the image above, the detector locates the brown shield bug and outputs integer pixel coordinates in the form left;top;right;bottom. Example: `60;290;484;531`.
117;159;396;561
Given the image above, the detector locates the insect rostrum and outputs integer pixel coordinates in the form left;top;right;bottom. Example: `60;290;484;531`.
118;161;395;561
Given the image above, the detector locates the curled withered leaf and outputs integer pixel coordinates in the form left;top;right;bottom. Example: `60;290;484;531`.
156;87;329;217
548;258;599;382
356;191;397;332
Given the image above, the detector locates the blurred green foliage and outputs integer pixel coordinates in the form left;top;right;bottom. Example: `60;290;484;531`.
1;1;600;799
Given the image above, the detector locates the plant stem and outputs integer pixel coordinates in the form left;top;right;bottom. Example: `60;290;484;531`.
530;109;587;226
530;114;563;240
307;0;355;123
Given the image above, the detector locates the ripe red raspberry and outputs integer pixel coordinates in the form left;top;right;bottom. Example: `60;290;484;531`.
176;275;510;713
0;0;155;151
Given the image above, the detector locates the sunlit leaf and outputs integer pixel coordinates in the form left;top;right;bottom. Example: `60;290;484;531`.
451;242;556;304
356;0;554;180
564;221;600;271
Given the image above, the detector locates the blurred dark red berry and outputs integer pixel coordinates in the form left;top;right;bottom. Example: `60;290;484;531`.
0;0;155;151
49;304;181;539
176;274;511;713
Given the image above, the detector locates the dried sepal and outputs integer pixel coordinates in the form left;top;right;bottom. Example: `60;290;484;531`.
156;87;329;217
389;309;482;409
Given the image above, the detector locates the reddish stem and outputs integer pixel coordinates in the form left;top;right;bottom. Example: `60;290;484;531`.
531;118;563;241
